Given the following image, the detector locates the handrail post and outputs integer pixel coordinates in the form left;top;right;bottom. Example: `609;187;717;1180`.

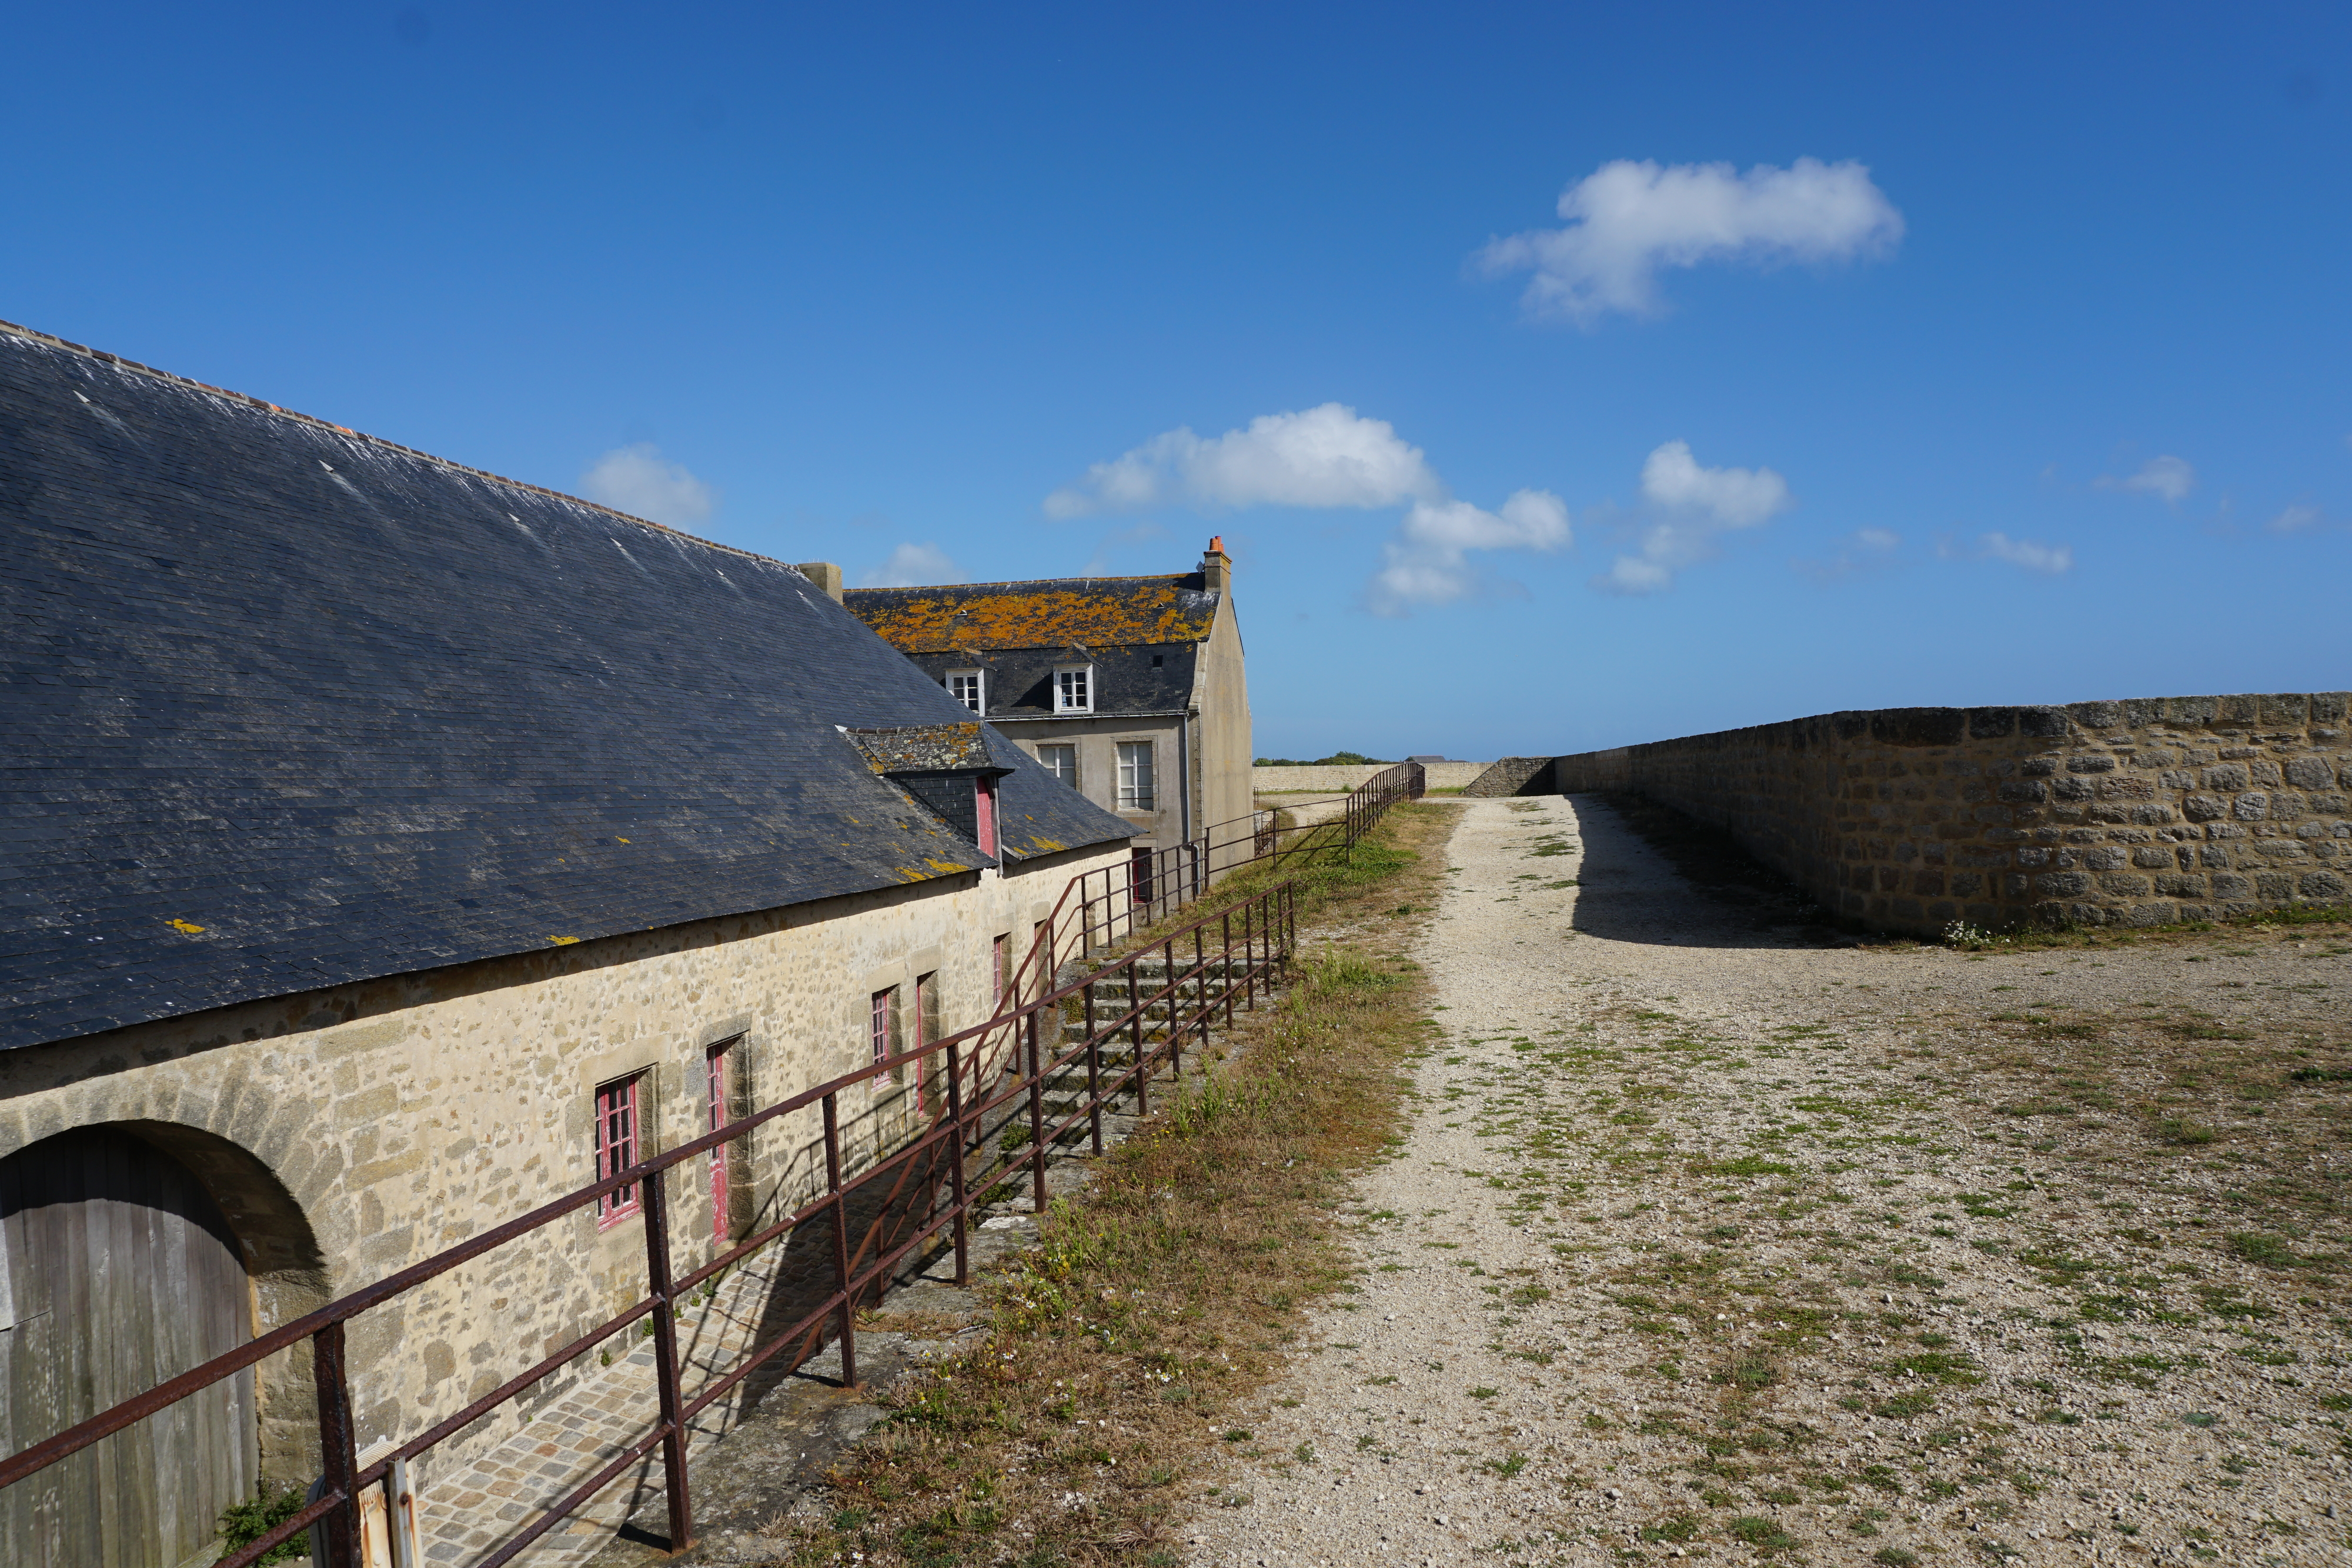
641;1164;695;1553
1221;911;1235;1028
1162;935;1181;1081
1126;961;1148;1116
1026;1011;1047;1213
1193;923;1208;1066
1243;901;1257;1009
944;1039;970;1286
1084;979;1103;1155
822;1094;858;1388
313;1321;360;1568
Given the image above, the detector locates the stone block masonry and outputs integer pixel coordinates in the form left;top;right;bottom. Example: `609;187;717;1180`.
1252;762;1489;793
1549;692;2352;936
1461;757;1555;797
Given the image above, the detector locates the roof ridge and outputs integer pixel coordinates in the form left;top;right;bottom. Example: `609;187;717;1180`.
0;316;804;577
843;572;1197;593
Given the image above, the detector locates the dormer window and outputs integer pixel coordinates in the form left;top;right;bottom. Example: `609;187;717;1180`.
1054;665;1093;713
947;669;984;713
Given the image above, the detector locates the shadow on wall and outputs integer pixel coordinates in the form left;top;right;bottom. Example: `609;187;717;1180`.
1560;793;1860;952
1549;694;2352;937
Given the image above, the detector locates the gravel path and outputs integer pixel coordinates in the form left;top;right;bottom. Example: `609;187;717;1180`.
1186;795;2351;1568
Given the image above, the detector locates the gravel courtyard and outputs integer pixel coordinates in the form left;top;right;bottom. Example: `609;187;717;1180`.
1186;795;2351;1567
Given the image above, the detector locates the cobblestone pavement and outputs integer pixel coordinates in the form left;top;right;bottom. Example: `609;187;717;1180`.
412;1226;799;1566
1187;794;2351;1568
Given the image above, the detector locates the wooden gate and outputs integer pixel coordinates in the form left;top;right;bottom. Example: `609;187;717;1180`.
1;1126;256;1567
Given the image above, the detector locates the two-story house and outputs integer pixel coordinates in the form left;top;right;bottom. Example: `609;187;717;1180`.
843;541;1253;885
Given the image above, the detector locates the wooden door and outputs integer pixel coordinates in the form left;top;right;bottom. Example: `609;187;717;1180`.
1;1127;256;1568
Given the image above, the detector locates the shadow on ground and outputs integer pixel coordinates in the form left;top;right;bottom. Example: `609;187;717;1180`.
1561;791;1857;952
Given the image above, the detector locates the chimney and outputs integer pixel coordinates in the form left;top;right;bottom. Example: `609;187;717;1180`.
1199;536;1231;596
796;561;845;602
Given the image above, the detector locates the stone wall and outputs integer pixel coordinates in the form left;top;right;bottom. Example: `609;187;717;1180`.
1548;693;2352;935
0;842;1129;1486
1252;762;1488;793
1462;757;1556;797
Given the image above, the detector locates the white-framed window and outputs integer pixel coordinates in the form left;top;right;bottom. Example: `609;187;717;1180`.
1054;664;1092;713
1038;743;1078;788
947;669;984;713
1117;740;1155;812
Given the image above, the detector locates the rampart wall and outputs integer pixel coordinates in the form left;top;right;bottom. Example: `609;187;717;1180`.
1252;762;1488;792
1549;692;2352;935
1462;757;1556;797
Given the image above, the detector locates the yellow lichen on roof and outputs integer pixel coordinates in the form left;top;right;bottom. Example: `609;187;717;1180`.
846;577;1216;653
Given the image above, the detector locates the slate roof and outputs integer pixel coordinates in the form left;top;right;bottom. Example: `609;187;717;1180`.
844;576;1221;654
892;646;1200;720
0;321;1134;1052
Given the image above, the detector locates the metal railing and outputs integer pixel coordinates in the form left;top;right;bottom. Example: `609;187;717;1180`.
1040;760;1427;977
0;879;1299;1568
1341;760;1426;849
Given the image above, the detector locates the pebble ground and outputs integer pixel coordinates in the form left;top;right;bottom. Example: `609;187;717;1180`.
1185;795;2351;1568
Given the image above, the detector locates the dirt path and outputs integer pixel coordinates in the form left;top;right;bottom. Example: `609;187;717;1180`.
1186;795;2351;1567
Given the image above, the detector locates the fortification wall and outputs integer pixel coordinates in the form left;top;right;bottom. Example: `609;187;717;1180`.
1462;757;1556;797
1252;762;1488;792
1549;693;2352;935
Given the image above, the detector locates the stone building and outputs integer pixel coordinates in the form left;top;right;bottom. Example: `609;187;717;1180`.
0;320;1136;1567
842;541;1254;881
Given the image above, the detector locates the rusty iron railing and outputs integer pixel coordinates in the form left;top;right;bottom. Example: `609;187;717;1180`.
1339;760;1426;851
0;878;1299;1568
1038;761;1425;977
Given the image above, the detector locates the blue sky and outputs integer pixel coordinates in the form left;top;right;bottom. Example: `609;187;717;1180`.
7;3;2348;758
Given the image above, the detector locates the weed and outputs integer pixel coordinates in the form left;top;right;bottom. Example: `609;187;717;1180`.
219;1483;311;1566
2226;1231;2309;1269
1728;1515;1803;1555
2157;1115;2218;1146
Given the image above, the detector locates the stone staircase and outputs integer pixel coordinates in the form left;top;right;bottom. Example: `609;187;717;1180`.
962;954;1269;1148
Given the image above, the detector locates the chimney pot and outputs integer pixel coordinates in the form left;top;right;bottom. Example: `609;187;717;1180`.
1200;537;1231;595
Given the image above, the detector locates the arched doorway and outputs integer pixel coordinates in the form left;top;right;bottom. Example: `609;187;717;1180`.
1;1126;257;1568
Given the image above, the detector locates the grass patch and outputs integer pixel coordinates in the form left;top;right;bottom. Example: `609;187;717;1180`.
798;803;1452;1566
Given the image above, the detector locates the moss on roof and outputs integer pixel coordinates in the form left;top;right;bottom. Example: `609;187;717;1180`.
844;575;1220;654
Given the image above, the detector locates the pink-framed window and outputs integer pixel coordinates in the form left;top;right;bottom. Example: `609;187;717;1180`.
594;1073;643;1226
706;1041;734;1241
871;987;897;1069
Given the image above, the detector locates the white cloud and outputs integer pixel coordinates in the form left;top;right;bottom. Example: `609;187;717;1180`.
1967;531;2073;574
858;542;967;588
2095;454;2195;502
1475;158;1904;325
1639;438;1793;525
1367;491;1571;614
2267;503;2327;533
579;443;716;526
1044;404;1441;518
1793;526;1900;584
1591;440;1795;594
